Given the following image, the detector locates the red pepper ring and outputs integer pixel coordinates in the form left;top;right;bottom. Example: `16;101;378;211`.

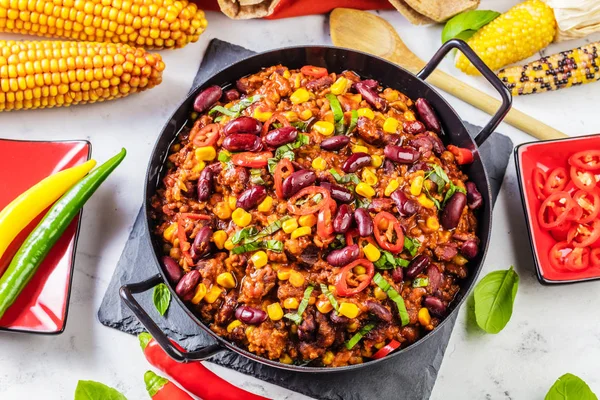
372;339;401;359
373;211;405;253
447;145;474;165
231;151;273;168
262;112;291;135
287;186;331;216
274;158;294;200
570;165;598;191
574;189;600;224
543;167;568;196
567;220;600;248
537;191;576;229
565;247;590;271
532;167;547;201
548;241;574;271
335;258;375;297
300;65;328;78
569;150;600;171
190;123;220;148
317;198;337;239
177;213;211;266
591;248;600;267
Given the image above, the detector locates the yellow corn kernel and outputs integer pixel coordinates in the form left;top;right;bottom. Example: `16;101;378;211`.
363;243;381;262
227;320;242;333
267;302;284;321
308;296;316;305
282;218;299;234
289;270;306;288
316;298;333;314
410;175;424;196
417;193;436;209
404;111;416;121
354;265;367;275
384;179;399;197
214;201;232;220
277;268;292;280
362;168;378;186
224;238;235;250
245;326;255;336
257;196;273;212
357;108;374;120
232;208;251;227
352;145;369;154
283;70;291;79
191;283;207;304
322;351;335;366
212;230;227;250
311;157;327;171
299;214;317;227
356;182;375;198
426;216;440;231
283;297;299;309
251;251;268;268
192;161;206;174
291;226;311;239
280;354;293;364
338;302;360;319
383;117;399;133
163;222;178;242
453;254;469;266
300;109;313;120
204;285;223;304
374;286;387;300
216;272;236;289
253;108;273;122
330;76;348;95
418;307;431;326
371;155;383;168
195;146;216;161
328;285;337;294
290;88;310;104
228;196;237;211
283;111;298;122
374;341;386;350
313;121;334;136
347;321;359;332
383;89;399;102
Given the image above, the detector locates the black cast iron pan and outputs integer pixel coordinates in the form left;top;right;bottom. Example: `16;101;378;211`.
120;40;511;372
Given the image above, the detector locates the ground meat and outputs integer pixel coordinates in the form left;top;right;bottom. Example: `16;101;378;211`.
218;166;248;194
306;76;333;92
316;311;335;348
214;291;237;326
238;266;276;303
356;116;384;145
434;243;458;261
298;341;326;360
246;323;287;359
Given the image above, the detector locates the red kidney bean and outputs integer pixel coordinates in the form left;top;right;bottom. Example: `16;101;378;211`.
282;170;316;199
427;265;443;292
391;267;404;283
321;135;350;151
197;168;214;202
333;204;353;233
383;159;395;174
440;192;467;230
319;182;354;203
390;190;418;217
424;296;446;316
298;312;317;342
408;161;431;174
264;126;298;147
326;245;360;267
329;311;349;325
406;255;431;279
409;135;433;156
305;76;333;91
415;98;441;133
353;81;387;111
461;239;479;259
429;133;445;155
236;185;267;210
222;134;262;152
193;85;222;113
175;270;200;298
223;88;240;102
360;79;378;90
191;226;213;262
162;256;183;284
384;145;419;164
354;208;373;237
235;306;267;325
366;301;392;322
342;152;372;173
223;116;262;135
235;79;249;94
466;182;483;210
403;120;426;135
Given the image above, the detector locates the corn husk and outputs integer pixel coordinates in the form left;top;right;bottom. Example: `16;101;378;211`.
545;0;600;41
217;0;281;19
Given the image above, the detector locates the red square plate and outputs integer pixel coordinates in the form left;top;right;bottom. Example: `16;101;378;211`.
0;139;91;333
515;134;600;284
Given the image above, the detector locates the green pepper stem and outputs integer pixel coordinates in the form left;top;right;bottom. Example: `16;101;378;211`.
144;370;169;397
139;332;153;351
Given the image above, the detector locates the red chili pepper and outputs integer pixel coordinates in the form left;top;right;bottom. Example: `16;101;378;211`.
548;241;574;271
317;198;337;239
543;167;568;196
262;112;291;135
567;220;600;248
190;123;220;147
335;258;374;297
139;333;269;400
287;186;331;215
145;370;193;400
300;65;328;78
274;158;294;199
573;189;600;224
372;339;401;359
591;248;600;267
177;213;211;266
565;247;590;271
373;211;404;253
231;151;273;168
570;165;598;191
532;167;548;201
569;150;600;171
537;192;576;229
549;218;572;242
447;145;474;165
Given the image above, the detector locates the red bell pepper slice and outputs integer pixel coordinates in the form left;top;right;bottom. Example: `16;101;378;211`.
567;220;600;248
573;189;600;224
274;158;294;199
373;211;404;253
317;198;337;239
537;191;575;229
190;123;220;148
532;167;547;201
570;166;597;191
565;247;590;271
372;339;401;359
335;258;375;297
287;186;331;215
231;151;273;168
301;65;328;78
447;145;474;165
569;150;600;171
591;248;600;267
543;167;568;196
145;370;193;400
262;112;291;135
177;213;211;266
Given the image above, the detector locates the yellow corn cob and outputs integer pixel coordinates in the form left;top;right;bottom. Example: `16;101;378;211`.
0;0;207;49
0;40;165;111
498;42;600;95
456;0;556;75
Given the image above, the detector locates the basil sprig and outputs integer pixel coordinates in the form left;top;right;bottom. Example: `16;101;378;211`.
74;380;127;400
403;236;421;257
345;323;375;350
231;240;283;254
209;95;263;120
320;283;339;312
374;250;410;270
373;273;409;326
232;216;291;246
545;373;597;400
329;168;361;185
267;134;310;173
425;163;466;209
152;283;171;316
473;266;519;334
285;285;314;325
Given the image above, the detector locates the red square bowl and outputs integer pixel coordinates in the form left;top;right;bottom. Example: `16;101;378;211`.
515;134;600;284
0;139;91;333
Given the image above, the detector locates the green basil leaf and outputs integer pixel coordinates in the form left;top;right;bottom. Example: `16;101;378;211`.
208;105;237;117
208;95;263;119
285;285;314;325
249;169;265;185
429;164;450;184
152;283;171;316
423;184;442;210
428;172;446;194
218;150;231;163
412;277;429;288
246;216;291;243
231;226;259;245
291;120;309;132
320;283;339;312
354;196;371;209
267;158;278;174
74;381;127;400
403;236;420;257
373;273;409;326
329;168;361;185
231;240;283;254
347;109;358;135
345;323;375;350
545;373;598;400
326;93;345;134
474;266;519;334
441;10;501;44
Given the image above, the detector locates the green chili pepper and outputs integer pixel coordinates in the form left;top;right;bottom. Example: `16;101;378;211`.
347;110;358;135
325;94;345;134
0;148;126;318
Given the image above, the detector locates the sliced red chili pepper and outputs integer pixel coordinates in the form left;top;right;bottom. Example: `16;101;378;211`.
591;248;600;267
274;158;294;199
447;145;474;165
262;112;291;135
571;165;598;191
288;186;331;215
317;199;337;239
565;247;590;271
567;220;600;248
372;339;401;359
543;167;568;196
532;167;547;201
190;123;220;147
373;212;404;253
549;218;572;242
301;65;328;78
569;150;600;171
537;191;575;229
549;241;574;271
566;202;583;222
573;189;600;224
335;258;375;297
178;213;211;266
345;229;359;247
231;151;273;168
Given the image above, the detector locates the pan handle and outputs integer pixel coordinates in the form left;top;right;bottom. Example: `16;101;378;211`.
417;39;512;147
120;274;225;362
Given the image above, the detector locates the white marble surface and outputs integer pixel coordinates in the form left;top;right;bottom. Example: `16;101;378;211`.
1;1;600;398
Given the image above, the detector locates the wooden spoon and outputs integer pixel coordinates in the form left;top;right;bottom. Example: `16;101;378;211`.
330;8;567;141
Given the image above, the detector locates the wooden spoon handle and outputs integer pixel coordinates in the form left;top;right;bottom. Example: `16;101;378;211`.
426;69;567;141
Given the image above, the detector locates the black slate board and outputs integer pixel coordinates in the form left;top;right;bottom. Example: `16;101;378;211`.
98;39;513;400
